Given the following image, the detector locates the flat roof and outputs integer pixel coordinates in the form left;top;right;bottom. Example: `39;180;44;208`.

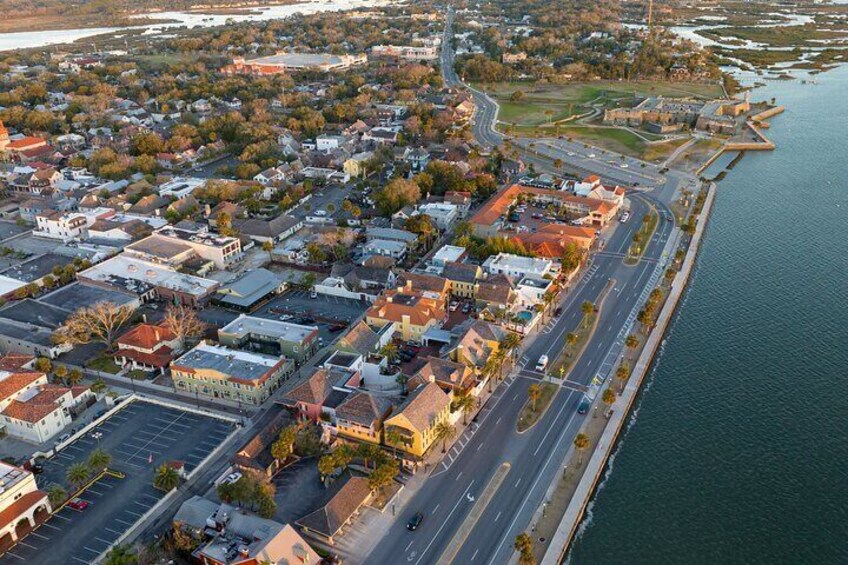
0;252;71;283
79;255;218;297
40;282;138;311
219;314;317;344
174;343;283;383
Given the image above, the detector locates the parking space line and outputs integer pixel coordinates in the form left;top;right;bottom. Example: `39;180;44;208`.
3;551;25;560
115;518;135;527
71;557;89;564
17;541;37;549
133;501;151;509
125;510;143;517
95;537;113;545
52;514;71;521
29;532;49;540
143;494;160;502
41;523;61;531
86;489;104;495
83;546;103;555
105;527;123;535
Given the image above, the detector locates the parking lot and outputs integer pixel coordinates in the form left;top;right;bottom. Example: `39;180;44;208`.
251;289;371;343
0;400;235;565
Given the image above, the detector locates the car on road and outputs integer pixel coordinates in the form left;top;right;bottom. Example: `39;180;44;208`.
536;355;549;372
620;212;630;223
587;153;596;158
279;314;293;321
577;397;591;415
620;163;629;168
68;498;89;510
407;512;424;531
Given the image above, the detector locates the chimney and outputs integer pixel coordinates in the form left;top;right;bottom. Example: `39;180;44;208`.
154;328;160;341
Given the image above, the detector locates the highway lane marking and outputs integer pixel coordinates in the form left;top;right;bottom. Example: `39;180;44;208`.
413;479;475;565
471;548;479;561
433;503;440;513
495;417;502;425
405;541;414;552
477;442;483;451
456;472;463;481
494;511;501;522
487;398;583;565
515;478;522;487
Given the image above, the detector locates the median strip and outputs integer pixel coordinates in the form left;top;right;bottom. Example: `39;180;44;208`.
436;462;511;565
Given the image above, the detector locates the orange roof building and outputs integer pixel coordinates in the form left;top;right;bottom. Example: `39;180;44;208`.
114;323;181;372
365;287;446;342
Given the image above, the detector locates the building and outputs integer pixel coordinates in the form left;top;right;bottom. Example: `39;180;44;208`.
366;286;446;342
281;367;361;423
442;262;482;298
127;227;242;271
483;253;554;279
215;268;285;311
0;356;93;443
383;382;451;458
430;245;467;269
416;202;459;230
0;462;51;552
0;119;8;153
173;496;320;565
114;323;181;373
296;475;373;545
76;255;219;306
222;53;367;75
171;342;294;405
218;314;319;363
332;390;392;445
34;211;88;242
371;44;439;61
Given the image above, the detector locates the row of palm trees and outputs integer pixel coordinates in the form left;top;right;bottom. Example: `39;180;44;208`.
64;448;112;492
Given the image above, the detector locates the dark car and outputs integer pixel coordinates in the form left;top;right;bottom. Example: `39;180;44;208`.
329;323;347;332
401;348;417;358
407;512;424;531
300;316;316;324
31;463;44;474
461;303;472;314
577;398;591;415
554;306;563;317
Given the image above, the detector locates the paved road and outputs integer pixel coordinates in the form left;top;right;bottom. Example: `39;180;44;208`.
365;194;678;564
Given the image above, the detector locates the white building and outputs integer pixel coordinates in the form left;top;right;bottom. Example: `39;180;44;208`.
516;276;555;308
482;253;554;279
34;211;88;242
430;245;467;269
316;134;345;152
0;360;92;443
417;202;459;230
157;177;205;199
0;462;51;549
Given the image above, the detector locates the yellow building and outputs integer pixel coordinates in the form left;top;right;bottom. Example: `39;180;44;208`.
442;262;481;299
334;391;393;445
365;288;446;342
383;382;451;457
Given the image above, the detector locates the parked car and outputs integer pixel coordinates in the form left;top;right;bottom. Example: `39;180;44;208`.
461;303;471;314
68;498;88;511
449;301;459;312
222;472;242;485
329;323;347;332
310;290;318;299
407;512;424;531
577;397;591;414
31;463;44;474
554;306;563;317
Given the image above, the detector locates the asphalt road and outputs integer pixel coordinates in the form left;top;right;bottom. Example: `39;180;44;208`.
365;193;678;564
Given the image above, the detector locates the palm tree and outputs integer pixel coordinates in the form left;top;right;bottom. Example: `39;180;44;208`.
493;348;508;381
565;332;578;355
527;383;542;412
262;240;274;262
379;343;399;363
66;463;91;491
47;485;67;508
454;392;476;425
573;433;590;465
88;448;111;472
501;332;522;361
615;364;630;393
384;428;403;459
67;368;83;386
514;532;536;565
484;356;499;393
153;464;180;492
625;334;639;359
541;291;556;322
433;421;456;453
580;301;594;327
602;387;616;412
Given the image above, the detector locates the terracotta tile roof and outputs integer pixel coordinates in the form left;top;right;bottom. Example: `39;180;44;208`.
116;323;177;350
398;272;450;297
0;353;35;372
284;368;335;405
335;391;392;427
116;346;175;368
7;136;46;150
366;290;445;328
295;476;372;538
337;321;381;355
3;387;67;423
413;356;475;391
0;371;44;403
0;490;48;531
392;382;450;433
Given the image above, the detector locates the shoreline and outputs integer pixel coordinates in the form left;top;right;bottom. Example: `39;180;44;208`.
538;181;718;564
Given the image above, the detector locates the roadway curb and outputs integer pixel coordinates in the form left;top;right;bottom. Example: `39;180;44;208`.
437;462;511;565
538;182;717;564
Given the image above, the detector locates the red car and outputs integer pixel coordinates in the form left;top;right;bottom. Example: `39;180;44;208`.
68;498;88;510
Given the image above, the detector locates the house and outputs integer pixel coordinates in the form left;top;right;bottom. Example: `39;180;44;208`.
34;211;88;242
128;227;243;270
363;238;408;260
332;390;392;445
281;367;361;423
0;357;93;443
114;323;181;374
335;320;394;357
234;215;302;243
296;475;373;545
482;253;554;279
232;410;291;477
416;202;458;230
218;314;320;363
408;356;476;396
0;461;51;551
430;245;467;270
448;320;508;374
215;268;285;311
396;272;451;304
383;382;451;458
365;287;446;342
174;495;320;565
253;167;285;186
516;276;555;309
171;342;295;405
443;262;482;299
343;151;373;179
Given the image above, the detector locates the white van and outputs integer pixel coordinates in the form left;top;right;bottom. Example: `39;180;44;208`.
536;355;549;372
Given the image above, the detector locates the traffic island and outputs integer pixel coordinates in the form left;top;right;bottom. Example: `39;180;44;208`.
516;382;559;433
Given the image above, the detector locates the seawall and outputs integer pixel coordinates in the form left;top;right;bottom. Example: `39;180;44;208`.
540;182;718;564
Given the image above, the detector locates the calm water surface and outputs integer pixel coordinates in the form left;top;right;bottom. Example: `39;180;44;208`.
569;67;848;564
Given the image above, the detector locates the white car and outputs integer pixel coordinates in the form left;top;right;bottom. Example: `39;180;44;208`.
536;355;549;372
620;163;629;169
222;472;242;485
449;301;459;312
587;153;596;158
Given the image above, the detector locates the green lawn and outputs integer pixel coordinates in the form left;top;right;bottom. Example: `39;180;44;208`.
87;355;121;374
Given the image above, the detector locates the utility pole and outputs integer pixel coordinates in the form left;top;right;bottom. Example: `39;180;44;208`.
647;0;654;29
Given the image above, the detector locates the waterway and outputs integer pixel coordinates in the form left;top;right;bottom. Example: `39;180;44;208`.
0;0;391;52
567;67;848;563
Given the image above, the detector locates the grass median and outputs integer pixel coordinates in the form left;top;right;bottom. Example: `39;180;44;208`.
624;208;658;265
517;382;559;433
